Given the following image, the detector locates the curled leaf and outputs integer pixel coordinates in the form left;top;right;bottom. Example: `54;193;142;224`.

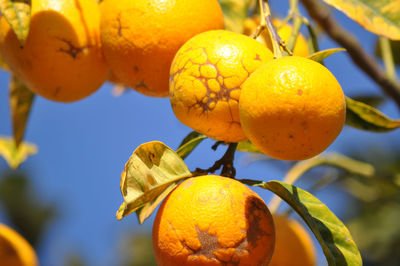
0;0;31;46
0;136;37;169
116;141;191;221
241;179;362;266
307;48;346;62
322;0;400;40
176;131;207;159
345;96;400;132
10;75;35;148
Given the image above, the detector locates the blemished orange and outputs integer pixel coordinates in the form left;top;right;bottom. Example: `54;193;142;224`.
270;215;316;266
0;223;38;266
152;175;275;266
244;17;310;57
0;0;109;102
169;30;274;143
100;0;224;97
239;56;346;161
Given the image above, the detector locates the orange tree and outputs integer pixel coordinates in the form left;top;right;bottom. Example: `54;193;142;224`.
0;0;400;265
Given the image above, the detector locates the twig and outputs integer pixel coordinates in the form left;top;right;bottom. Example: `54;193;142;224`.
194;143;238;178
301;0;400;109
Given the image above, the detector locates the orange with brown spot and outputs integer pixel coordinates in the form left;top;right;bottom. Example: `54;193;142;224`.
152;175;275;266
100;0;224;97
0;0;109;102
169;30;274;143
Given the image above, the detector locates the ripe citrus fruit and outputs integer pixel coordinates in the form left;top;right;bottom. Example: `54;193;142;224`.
169;30;274;143
100;0;224;97
270;215;316;266
152;175;275;266
0;0;109;102
239;56;346;161
244;17;310;57
0;223;38;266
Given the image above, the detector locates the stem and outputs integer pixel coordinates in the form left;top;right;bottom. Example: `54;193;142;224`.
301;0;400;110
286;0;302;54
379;37;397;81
302;17;319;54
258;0;283;58
194;143;238;178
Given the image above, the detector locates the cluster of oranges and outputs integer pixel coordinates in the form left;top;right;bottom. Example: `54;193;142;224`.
0;0;346;265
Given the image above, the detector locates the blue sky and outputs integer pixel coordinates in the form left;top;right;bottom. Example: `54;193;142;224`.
0;2;399;266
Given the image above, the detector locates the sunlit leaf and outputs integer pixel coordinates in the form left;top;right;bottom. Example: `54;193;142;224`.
241;180;362;266
0;0;31;45
351;94;385;107
136;183;177;224
116;141;191;220
375;39;400;65
322;0;400;39
176;131;207;159
307;48;346;62
218;0;252;33
0;136;37;169
236;140;262;153
345;96;400;132
10;75;35;148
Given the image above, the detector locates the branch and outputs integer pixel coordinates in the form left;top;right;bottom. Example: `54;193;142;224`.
301;0;400;109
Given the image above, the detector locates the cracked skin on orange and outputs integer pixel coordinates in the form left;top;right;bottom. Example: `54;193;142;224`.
152;175;275;266
0;0;109;102
169;30;274;143
99;0;224;97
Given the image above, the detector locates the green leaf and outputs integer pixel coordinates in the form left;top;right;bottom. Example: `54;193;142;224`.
176;131;207;160
241;180;362;266
236;140;262;153
116;141;191;221
345;96;400;132
307;48;346;62
0;136;37;169
0;0;31;46
218;0;252;33
10;75;35;148
136;183;177;224
321;0;400;40
375;39;400;65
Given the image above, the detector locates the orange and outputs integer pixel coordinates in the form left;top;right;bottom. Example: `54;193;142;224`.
152;175;275;266
0;0;109;102
0;223;38;266
244;17;310;57
270;215;316;266
169;30;274;143
100;0;224;97
239;56;346;161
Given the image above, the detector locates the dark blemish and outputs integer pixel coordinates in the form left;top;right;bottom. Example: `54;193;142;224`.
246;196;273;247
54;86;62;97
135;80;150;90
133;66;139;73
57;38;87;59
191;226;220;259
297;89;303;96
254;53;261;61
148;152;155;162
116;13;129;37
289;134;294;139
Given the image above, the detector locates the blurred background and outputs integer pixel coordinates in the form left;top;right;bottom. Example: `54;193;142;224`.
0;1;399;266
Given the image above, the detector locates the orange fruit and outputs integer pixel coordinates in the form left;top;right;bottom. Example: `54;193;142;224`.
152;175;275;266
270;215;316;266
0;223;38;266
0;0;109;102
100;0;224;97
169;30;274;143
244;17;310;57
239;56;346;161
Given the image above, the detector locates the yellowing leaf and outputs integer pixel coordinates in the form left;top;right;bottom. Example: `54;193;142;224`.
219;0;252;33
307;48;346;62
0;136;37;169
0;0;31;45
322;0;400;39
10;75;35;147
116;141;191;221
346;96;400;131
236;140;261;153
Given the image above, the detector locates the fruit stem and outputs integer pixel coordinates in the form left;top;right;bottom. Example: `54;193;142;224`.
286;0;302;55
258;0;283;58
302;17;319;54
379;37;397;81
194;142;238;178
